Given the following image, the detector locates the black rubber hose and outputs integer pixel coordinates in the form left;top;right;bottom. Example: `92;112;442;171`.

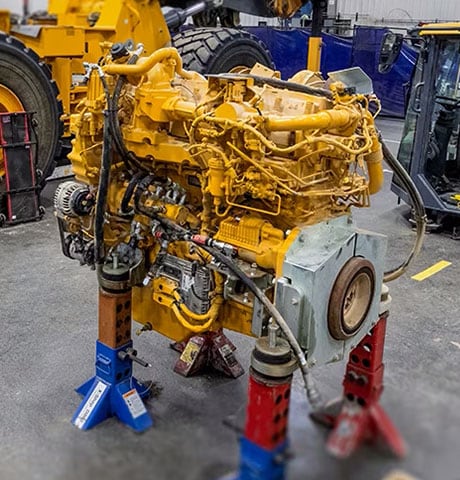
94;78;112;266
380;137;426;281
212;73;332;99
120;171;147;214
196;242;323;409
110;54;146;172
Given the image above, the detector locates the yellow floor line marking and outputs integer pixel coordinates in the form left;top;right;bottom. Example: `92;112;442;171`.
411;260;452;281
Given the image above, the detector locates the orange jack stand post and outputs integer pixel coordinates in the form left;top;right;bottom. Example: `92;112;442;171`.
312;310;407;458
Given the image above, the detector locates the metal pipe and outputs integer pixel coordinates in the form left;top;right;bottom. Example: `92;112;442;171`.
103;48;195;80
265;108;357;132
307;0;324;71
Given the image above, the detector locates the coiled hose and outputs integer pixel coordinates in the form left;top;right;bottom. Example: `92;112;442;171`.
380;137;427;282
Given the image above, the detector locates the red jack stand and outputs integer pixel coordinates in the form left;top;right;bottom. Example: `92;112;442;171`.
222;324;297;480
312;306;407;459
171;329;244;378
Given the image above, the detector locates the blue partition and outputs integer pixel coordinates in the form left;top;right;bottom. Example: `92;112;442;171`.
245;26;417;118
351;26;418;117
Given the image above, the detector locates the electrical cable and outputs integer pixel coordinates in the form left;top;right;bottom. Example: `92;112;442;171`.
380;137;426;282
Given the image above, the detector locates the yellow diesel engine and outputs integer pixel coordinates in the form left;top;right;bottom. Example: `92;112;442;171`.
55;44;387;370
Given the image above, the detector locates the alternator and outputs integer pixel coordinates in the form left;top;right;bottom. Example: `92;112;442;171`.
54;181;93;217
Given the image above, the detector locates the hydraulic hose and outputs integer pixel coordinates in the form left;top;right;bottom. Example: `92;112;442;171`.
120;171;146;214
192;242;323;410
110;53;146;173
94;76;112;269
380;137;426;281
215;73;333;99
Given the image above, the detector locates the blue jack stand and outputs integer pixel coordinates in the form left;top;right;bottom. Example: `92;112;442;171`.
223;439;287;480
72;340;153;432
72;262;153;432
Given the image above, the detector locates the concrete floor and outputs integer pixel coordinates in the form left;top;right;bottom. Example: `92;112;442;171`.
1;118;460;480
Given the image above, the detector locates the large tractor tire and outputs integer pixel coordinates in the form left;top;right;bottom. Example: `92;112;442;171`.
0;32;63;185
172;28;274;74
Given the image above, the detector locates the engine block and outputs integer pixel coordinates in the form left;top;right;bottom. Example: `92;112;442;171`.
55;46;387;366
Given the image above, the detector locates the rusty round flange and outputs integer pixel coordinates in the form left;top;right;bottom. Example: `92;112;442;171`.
328;257;375;340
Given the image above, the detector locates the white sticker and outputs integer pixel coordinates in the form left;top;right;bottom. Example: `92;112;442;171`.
123;389;147;419
74;381;108;429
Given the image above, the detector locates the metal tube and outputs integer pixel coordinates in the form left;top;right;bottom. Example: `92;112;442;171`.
307;0;324;71
265;108;357;132
103;48;195;80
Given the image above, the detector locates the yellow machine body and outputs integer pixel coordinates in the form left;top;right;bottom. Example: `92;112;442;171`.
6;0;170;126
55;42;385;356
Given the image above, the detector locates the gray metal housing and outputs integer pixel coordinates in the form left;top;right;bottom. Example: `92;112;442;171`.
275;215;387;368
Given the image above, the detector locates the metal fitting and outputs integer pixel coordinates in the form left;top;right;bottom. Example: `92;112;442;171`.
379;283;392;315
251;334;297;378
99;260;131;292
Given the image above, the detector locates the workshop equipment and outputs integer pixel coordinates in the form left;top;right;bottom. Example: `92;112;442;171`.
226;324;297;480
72;259;152;431
311;285;407;458
326;312;406;458
379;24;460;228
172;328;244;378
0;112;42;226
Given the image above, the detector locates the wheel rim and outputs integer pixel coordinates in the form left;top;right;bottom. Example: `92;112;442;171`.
0;84;24;113
229;65;251;74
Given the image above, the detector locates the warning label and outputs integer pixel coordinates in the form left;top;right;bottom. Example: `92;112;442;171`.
122;389;147;419
74;381;108;429
180;340;201;364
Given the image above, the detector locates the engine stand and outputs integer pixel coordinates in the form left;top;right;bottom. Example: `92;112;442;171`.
172;328;244;378
311;293;407;458
72;264;153;432
222;325;297;480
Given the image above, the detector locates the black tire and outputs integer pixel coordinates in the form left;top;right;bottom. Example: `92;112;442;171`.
0;32;63;185
172;28;274;74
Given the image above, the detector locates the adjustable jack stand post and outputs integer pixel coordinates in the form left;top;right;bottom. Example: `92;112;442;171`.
223;324;297;480
312;285;407;458
72;261;153;432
